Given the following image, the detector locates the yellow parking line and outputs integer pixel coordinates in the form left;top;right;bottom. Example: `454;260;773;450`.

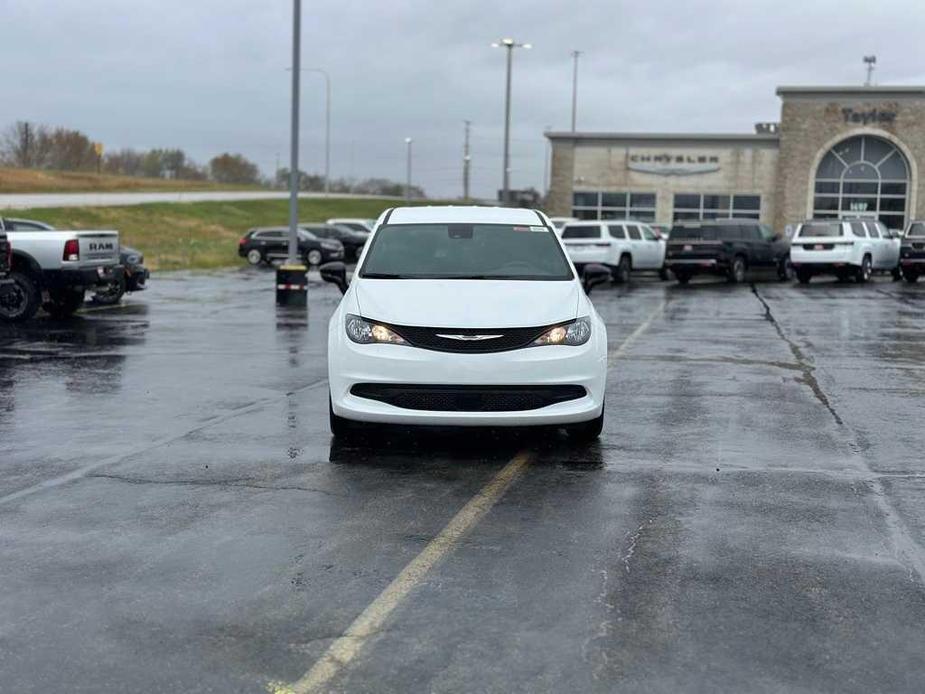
274;302;667;693
278;451;533;694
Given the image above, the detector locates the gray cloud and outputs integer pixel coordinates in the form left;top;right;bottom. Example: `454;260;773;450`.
4;0;924;198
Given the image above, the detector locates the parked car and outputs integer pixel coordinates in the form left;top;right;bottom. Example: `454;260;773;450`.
900;220;925;283
301;223;366;261
321;206;609;441
664;219;791;285
560;219;667;283
325;218;375;236
238;227;344;266
549;216;578;233
0;222;120;321
790;218;901;284
0;231;13;318
91;245;150;305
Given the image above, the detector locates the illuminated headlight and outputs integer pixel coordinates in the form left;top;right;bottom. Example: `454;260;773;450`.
532;317;592;346
345;314;406;345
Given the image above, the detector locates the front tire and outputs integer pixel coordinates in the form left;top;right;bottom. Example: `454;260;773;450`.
246;249;263;266
306;249;323;266
777;257;794;281
796;268;813;284
904;269;920;283
612;255;631;284
565;404;604;442
727;255;746;284
856;255;872;283
44;288;85;318
329;395;360;438
674;270;691;285
0;272;41;323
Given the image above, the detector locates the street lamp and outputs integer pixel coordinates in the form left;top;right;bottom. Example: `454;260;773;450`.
570;50;582;131
491;37;531;205
404;137;413;202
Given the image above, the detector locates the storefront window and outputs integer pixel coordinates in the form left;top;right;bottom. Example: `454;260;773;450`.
571;191;657;221
812;135;909;228
672;193;761;221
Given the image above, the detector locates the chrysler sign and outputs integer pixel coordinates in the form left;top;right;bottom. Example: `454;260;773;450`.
628;152;721;176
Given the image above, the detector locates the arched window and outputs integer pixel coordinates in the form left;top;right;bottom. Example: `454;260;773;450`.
813;135;909;229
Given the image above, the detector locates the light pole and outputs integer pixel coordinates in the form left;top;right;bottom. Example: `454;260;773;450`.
863;55;876;86
463;120;471;201
492;37;531;205
570;50;581;131
286;0;301;266
404;137;413;202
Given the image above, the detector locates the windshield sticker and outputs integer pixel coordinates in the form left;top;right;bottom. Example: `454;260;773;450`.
530;226;546;232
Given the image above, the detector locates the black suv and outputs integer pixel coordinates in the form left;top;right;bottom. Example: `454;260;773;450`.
665;219;791;284
301;223;366;261
238;226;344;266
900;220;925;283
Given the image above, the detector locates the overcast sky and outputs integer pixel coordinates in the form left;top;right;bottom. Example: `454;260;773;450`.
5;0;925;198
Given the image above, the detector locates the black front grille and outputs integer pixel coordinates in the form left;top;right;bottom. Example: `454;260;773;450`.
351;384;586;412
387;323;554;353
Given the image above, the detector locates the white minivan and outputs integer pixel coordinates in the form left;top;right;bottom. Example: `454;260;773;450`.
790;218;901;284
559;220;667;282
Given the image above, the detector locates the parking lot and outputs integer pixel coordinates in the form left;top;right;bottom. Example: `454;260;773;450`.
2;270;924;693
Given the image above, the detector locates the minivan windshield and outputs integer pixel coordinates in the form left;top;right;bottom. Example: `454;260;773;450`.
798;222;843;238
907;222;925;237
359;223;574;280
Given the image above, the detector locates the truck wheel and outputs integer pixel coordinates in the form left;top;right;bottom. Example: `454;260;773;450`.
904;269;920;283
44;288;85;318
855;255;872;284
0;272;41;323
246;249;263;266
891;267;903;282
674;270;691;285
306;249;323;266
612;255;631;284
727;256;747;284
796;268;813;284
92;272;126;306
659;267;670;281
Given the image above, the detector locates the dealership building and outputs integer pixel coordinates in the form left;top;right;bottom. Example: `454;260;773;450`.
545;85;925;232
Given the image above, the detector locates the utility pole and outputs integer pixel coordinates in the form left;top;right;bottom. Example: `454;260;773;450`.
463;120;471;201
404;137;413;202
864;55;876;86
492;38;531;205
542;125;551;195
571;50;581;131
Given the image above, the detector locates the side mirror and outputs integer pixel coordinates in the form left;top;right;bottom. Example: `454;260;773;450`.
320;261;349;295
582;263;611;295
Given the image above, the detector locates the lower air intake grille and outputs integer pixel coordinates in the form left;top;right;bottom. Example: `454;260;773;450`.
350;384;586;412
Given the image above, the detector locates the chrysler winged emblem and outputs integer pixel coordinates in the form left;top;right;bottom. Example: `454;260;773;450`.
436;333;504;341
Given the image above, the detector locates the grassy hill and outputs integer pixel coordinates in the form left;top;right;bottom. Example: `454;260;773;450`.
11;197;426;270
0;168;262;193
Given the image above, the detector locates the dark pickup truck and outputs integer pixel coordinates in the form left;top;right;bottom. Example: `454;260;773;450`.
665;218;792;284
900;220;925;283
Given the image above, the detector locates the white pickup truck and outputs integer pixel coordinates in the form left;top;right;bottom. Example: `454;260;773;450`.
0;217;120;322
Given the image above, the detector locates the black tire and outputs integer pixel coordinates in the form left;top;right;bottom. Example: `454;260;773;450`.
245;248;263;266
904;269;920;283
329;395;359;438
796;268;813;284
306;249;323;266
612;255;631;284
658;267;670;281
91;272;126;306
777;256;794;281
855;255;872;284
674;270;691;285
727;255;747;284
44;288;85;318
566;404;604;442
0;271;41;323
835;270;852;283
891;267;903;282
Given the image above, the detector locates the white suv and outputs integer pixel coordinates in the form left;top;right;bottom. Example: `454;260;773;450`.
790;219;901;284
560;220;667;283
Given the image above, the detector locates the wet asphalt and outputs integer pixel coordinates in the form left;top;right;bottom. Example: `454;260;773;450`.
1;268;924;693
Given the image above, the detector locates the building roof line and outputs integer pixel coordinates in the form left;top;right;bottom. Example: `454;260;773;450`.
776;85;925;96
545;132;780;142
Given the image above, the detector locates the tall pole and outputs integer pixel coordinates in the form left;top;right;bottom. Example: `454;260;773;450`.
463;120;471;201
287;0;301;264
571;50;581;132
493;38;530;205
404;137;413;202
542;125;551;195
863;55;876;86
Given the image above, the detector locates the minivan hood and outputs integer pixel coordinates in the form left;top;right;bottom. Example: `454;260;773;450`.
354;279;581;328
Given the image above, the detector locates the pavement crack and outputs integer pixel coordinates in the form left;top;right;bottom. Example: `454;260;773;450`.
86;473;341;496
621;520;653;573
751;284;843;425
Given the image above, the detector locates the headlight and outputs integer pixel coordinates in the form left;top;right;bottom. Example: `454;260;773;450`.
345;314;406;345
532;317;592;346
126;254;141;264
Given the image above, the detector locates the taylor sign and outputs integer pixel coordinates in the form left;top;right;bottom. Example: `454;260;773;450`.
628;152;720;176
